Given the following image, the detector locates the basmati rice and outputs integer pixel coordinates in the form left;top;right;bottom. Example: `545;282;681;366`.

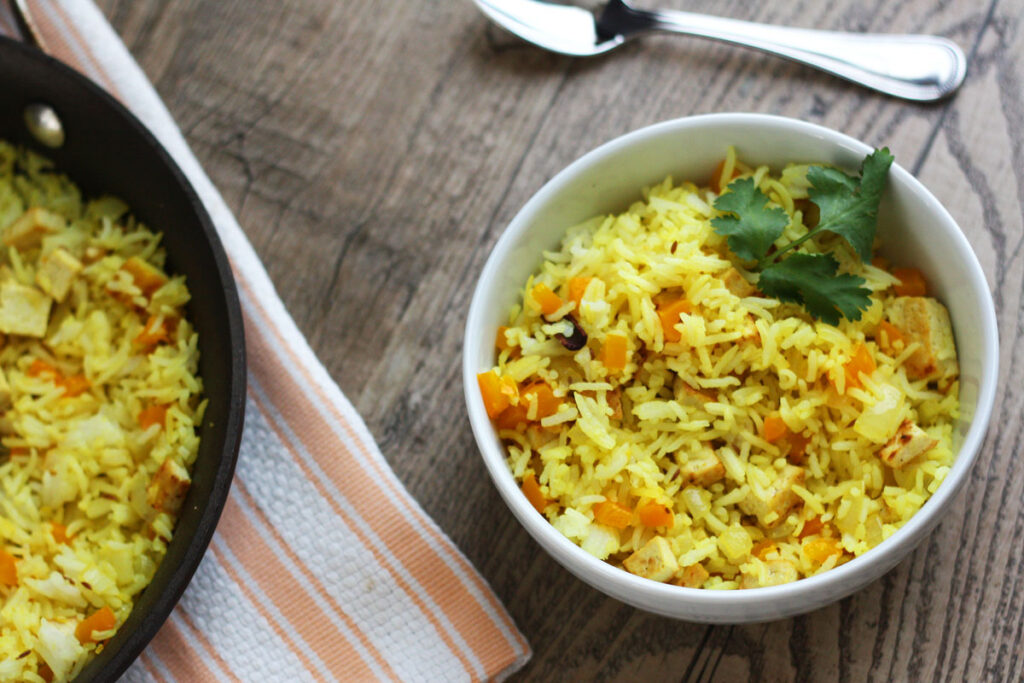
0;142;202;680
481;149;959;590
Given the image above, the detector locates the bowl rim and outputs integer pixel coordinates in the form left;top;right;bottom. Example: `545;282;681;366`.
463;112;999;614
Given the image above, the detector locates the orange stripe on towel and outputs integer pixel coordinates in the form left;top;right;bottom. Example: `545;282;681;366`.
216;493;386;680
234;272;528;663
28;2;120;95
232;479;401;680
137;652;169;683
206;542;326;678
147;614;232;682
239;288;522;673
243;384;478;679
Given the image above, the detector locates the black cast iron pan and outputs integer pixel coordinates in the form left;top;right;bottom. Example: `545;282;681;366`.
0;35;246;681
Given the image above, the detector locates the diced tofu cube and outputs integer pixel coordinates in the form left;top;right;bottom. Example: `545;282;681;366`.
739;465;805;528
676;563;710;588
623;536;679;582
35;248;83;302
885;297;958;382
720;267;756;298
680;454;726;487
878;419;938;469
740;559;798;588
146;457;191;515
3;207;65;249
0;281;52;337
121;257;167;297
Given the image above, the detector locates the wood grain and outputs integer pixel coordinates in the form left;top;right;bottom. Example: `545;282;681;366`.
95;0;1024;679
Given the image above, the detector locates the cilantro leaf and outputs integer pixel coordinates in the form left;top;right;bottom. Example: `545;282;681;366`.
757;253;872;326
710;178;789;262
807;147;894;262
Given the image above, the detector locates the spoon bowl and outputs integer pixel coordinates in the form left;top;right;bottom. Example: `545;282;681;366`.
474;0;967;102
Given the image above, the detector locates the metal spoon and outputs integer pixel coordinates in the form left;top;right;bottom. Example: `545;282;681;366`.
473;0;967;102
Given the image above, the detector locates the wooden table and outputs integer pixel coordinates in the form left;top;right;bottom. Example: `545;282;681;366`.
96;0;1023;679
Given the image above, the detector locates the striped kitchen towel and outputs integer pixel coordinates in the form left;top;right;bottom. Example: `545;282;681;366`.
0;2;530;680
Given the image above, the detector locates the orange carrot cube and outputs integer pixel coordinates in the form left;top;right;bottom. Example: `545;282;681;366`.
76;606;117;644
657;299;692;343
762;414;788;443
601;333;628;372
477;370;512;418
522;473;548;514
638;501;674;529
0;549;17;586
568;277;592;306
843;343;876;389
892;267;927;297
594;500;632;529
531;283;563;316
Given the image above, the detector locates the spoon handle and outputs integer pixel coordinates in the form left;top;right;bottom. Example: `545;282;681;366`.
602;2;967;102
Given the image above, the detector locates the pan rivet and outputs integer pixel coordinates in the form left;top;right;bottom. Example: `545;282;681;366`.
24;103;65;149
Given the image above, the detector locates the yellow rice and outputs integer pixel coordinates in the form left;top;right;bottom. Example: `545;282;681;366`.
487;149;959;590
0;142;203;680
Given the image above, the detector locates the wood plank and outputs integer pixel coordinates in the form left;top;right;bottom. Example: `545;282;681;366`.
95;0;1022;679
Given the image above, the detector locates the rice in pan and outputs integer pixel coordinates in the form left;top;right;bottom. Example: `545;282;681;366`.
0;142;203;680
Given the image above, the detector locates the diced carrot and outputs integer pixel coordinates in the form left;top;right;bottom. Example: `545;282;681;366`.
710;159;741;194
500;375;519;400
843;343;876;390
75;606;117;644
521;473;548;514
51;522;70;545
878;320;905;351
892;267;927;297
601;333;628;372
786;431;811;465
121;257;167;297
495;403;528;430
798;516;824;539
477;370;512;419
531;282;563;316
134;314;177;347
495;326;510;351
638;501;675;529
28;359;58;378
751;539;777;560
657;299;692;343
594;500;632;529
0;548;17;586
138;404;169;431
521;382;559;420
762;414;788;443
58;374;91;398
28;360;89;397
568;277;592;307
804;537;843;563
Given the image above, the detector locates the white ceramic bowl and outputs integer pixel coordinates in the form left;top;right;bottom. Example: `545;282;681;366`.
463;113;998;623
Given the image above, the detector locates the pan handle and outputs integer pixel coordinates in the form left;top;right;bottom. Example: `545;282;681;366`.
9;0;48;51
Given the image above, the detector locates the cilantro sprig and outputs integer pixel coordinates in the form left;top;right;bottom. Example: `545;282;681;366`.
710;148;894;325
